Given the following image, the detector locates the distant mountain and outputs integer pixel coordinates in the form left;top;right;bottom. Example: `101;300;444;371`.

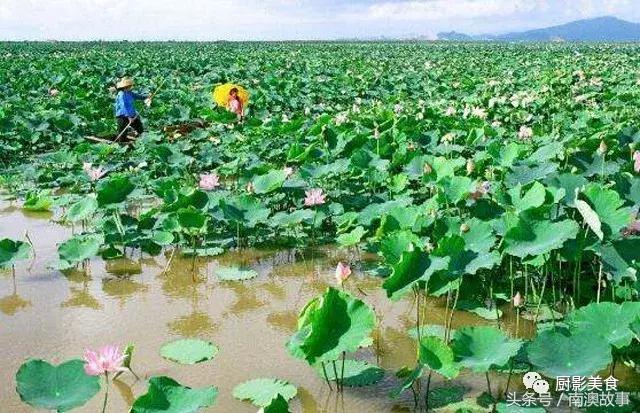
437;16;640;42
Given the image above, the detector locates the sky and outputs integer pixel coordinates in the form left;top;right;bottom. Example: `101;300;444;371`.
1;0;640;41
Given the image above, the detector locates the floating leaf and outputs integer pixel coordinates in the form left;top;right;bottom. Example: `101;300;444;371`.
131;376;218;412
216;266;258;281
233;378;297;407
16;359;100;412
160;338;218;365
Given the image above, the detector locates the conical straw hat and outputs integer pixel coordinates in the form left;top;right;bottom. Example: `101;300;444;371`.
117;77;134;89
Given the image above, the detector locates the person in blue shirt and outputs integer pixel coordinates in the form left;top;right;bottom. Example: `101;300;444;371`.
114;77;151;137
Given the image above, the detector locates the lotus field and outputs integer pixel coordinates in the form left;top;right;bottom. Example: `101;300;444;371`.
2;41;640;412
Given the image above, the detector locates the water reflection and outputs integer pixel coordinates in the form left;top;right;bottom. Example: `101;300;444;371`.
0;274;31;316
168;311;217;336
61;284;102;309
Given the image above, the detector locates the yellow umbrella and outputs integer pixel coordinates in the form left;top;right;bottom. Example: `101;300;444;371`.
212;83;249;107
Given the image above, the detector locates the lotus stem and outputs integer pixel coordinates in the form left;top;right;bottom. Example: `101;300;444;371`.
596;260;603;303
340;352;346;392
162;246;176;275
504;360;514;397
446;285;460;343
24;230;36;258
331;360;340;392
102;372;109;413
320;362;333;391
485;371;492;399
425;370;433;411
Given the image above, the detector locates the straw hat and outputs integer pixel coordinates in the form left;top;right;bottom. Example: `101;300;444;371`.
116;77;134;89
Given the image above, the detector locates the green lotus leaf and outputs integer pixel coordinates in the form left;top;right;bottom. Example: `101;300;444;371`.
527;328;612;378
56;233;103;269
160;338;219;365
590;239;640;282
0;238;31;268
16;359;100;412
428;385;466;409
378;230;421;265
441;175;474;204
177;208;207;233
451;326;522;373
547;173;587;205
382;248;449;300
65;196;98;222
261;395;290;413
508;181;546;213
506;163;558;187
232;378;297;407
130;376;218;412
419;336;460;379
567;302;640;349
216;266;258;281
336;226;366;247
583;183;632;236
314;359;384;387
391;364;423;398
97;175;135;206
433;235;499;277
252;170;287;194
23;191;54;211
461;218;497;253
503;219;579;258
151;231;174;246
287;287;375;364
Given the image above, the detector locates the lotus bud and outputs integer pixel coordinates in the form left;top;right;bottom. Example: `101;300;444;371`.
460;223;470;233
49;88;59;97
513;291;524;308
246;182;254;193
423;163;433;175
597;140;607;156
373;127;380;140
633;151;640;174
424;241;434;252
466;159;475;175
335;262;352;286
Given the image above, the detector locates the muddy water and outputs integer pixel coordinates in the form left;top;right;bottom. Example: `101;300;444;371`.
0;203;637;413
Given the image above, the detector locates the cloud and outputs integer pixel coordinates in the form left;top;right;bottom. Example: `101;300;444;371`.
0;0;639;40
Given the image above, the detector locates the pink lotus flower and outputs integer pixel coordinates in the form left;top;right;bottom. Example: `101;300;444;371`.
83;162;106;181
49;88;59;97
512;292;524;308
335;262;352;286
83;345;127;376
633;151;640;173
445;106;456;116
283;166;294;177
304;188;326;207
246;182;254;193
199;173;220;191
